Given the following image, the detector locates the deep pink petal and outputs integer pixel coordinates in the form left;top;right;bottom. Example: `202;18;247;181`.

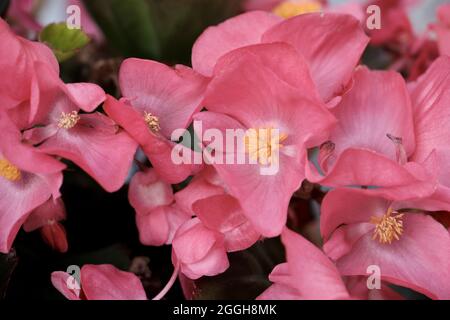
128;169;174;215
23;197;66;232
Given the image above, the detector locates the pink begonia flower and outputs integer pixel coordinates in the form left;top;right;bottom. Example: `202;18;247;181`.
307;66;436;200
193;194;261;252
433;4;450;56
23;62;138;192
407;56;450;210
0;18;58;115
23;197;68;253
103;58;208;184
129;168;190;246
194;43;335;237
192;11;369;103
172;218;229;280
0;112;64;253
321;188;450;300
174;166;225;214
52;264;147;300
258;228;351;300
174;166;260;252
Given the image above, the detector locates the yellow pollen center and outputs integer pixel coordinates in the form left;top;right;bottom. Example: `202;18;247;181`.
0;158;21;181
370;207;404;244
58;111;80;129
244;128;288;165
273;0;322;18
143;111;160;133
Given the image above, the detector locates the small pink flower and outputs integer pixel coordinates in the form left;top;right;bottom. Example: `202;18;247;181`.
321;188;450;300
0;112;64;253
51;264;147;300
0;18;58;117
192;11;369;103
103;59;208;184
23;62;138;192
195;43;336;237
129;168;190;246
172;218;229;280
307;66;436;200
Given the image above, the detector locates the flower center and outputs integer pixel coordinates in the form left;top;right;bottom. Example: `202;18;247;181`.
244;128;288;165
0;158;21;181
273;0;322;18
370;207;404;244
58;111;80;129
144;111;160;133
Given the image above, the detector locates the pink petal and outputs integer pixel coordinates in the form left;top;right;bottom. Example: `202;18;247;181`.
0;171;63;253
51;271;81;300
136;205;190;246
410;56;450;173
321;188;390;240
23;197;66;232
38;112;138;192
103;95;195;184
333;214;450;300
281;228;350;299
128;169;174;215
328;67;415;160
193;194;260;252
81;264;147;300
119;58;208;137
191;11;281;76
172;218;220;264
308;148;437;200
262;13;369;102
174;166;225;214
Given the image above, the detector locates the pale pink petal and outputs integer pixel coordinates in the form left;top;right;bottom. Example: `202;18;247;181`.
192;11;281;76
128;169;174;215
38;112;138;192
51;271;81;300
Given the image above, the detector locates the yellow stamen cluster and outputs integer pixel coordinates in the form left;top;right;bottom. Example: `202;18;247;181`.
144;111;160;133
244;128;288;165
0;158;21;181
58;111;80;129
370;207;404;244
273;0;322;19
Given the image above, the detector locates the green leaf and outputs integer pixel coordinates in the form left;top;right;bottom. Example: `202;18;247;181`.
82;0;161;59
39;22;90;62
